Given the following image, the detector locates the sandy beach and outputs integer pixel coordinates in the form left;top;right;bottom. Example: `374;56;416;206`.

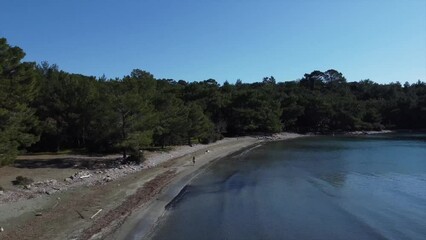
0;133;302;240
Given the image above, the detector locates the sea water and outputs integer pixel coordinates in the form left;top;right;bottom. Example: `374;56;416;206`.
147;133;426;240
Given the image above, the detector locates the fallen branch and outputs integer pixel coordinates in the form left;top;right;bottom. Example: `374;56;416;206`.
90;209;102;219
75;210;85;219
79;175;91;179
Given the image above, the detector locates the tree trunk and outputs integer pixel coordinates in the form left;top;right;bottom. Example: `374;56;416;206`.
161;137;165;149
187;135;192;147
122;149;127;159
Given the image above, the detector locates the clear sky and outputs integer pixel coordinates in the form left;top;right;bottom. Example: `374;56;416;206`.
1;0;425;84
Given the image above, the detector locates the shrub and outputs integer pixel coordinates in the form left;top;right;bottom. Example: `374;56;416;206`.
12;176;34;186
122;150;146;165
0;185;4;191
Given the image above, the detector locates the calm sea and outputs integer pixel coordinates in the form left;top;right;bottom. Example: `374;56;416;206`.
147;133;426;240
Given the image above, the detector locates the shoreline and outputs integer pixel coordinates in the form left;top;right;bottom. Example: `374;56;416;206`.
343;130;394;135
108;133;304;240
111;145;261;240
111;130;397;240
0;131;394;239
0;133;300;240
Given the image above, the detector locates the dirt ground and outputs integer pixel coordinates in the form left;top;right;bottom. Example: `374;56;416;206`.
0;133;302;240
0;154;121;190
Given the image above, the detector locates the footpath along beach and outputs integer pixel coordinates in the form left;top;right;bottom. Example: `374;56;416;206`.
0;133;302;240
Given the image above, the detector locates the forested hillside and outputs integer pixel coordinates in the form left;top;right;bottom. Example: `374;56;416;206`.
1;38;425;165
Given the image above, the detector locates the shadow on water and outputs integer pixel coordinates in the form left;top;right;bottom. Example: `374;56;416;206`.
165;170;257;210
318;172;347;188
283;133;426;153
346;131;426;142
285;139;350;152
165;185;190;210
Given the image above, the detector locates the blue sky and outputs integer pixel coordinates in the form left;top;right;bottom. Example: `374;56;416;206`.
1;0;425;84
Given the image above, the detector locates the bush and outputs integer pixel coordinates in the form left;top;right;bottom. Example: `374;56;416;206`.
122;150;145;165
0;186;4;191
12;176;34;186
0;149;17;167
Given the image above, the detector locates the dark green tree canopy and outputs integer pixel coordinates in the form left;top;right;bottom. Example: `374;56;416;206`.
1;37;425;165
0;38;39;165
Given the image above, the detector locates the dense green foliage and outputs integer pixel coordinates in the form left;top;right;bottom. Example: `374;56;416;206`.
1;38;425;165
0;38;39;166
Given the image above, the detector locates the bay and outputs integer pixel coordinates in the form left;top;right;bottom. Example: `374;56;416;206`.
148;133;426;240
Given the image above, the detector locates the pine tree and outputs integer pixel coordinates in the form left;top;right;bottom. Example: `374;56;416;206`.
0;38;39;166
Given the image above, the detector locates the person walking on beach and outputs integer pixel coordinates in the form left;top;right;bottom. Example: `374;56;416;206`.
192;156;196;166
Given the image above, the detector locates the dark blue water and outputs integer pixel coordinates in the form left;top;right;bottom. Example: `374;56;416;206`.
148;133;426;240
